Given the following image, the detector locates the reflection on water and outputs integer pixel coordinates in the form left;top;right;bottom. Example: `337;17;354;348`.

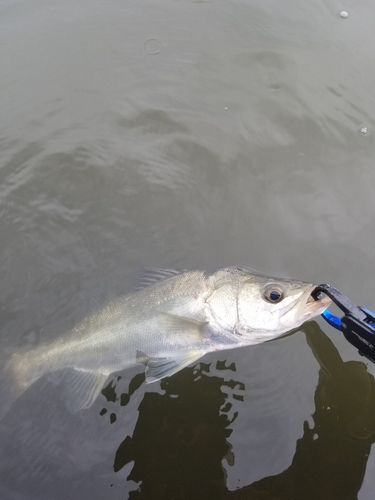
112;362;242;499
98;324;375;500
240;324;375;500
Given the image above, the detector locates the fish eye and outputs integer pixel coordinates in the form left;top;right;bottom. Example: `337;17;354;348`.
263;284;284;303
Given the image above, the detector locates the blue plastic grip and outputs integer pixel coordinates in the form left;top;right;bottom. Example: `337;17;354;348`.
321;307;375;331
321;309;342;330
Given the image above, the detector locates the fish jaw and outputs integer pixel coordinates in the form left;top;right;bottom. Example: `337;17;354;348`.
277;284;332;334
295;285;332;322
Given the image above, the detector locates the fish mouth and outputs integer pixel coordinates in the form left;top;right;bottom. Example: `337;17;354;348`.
299;285;332;320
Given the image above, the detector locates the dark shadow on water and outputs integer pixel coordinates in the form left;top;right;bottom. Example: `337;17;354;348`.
107;324;375;500
228;323;375;500
109;361;243;500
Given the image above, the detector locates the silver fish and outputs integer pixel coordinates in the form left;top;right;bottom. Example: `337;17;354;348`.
0;267;330;419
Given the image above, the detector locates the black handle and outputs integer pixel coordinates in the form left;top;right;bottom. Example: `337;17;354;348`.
312;284;367;320
312;284;375;363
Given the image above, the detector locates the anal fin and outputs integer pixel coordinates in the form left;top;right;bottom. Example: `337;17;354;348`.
62;368;109;414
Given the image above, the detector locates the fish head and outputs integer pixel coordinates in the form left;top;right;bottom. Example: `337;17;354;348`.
235;274;331;342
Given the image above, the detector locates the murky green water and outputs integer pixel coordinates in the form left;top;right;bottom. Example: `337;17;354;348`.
1;0;375;498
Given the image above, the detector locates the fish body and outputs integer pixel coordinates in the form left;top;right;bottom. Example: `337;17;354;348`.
1;267;331;419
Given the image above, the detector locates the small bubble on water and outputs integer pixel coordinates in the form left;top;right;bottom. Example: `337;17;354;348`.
360;127;368;134
143;38;163;55
340;11;348;18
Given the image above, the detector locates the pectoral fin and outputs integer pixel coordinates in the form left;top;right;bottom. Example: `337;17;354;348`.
62;368;109;414
141;350;205;384
157;313;210;342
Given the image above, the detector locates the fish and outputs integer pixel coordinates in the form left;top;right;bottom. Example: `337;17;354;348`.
0;267;331;419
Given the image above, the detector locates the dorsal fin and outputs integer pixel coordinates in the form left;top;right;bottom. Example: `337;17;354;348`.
135;268;185;290
86;287;119;312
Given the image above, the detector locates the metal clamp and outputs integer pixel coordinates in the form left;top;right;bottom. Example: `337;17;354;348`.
312;284;375;364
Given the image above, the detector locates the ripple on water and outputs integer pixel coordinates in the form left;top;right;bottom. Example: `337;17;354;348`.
143;38;164;55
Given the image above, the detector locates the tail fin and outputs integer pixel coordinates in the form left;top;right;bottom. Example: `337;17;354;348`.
0;350;37;421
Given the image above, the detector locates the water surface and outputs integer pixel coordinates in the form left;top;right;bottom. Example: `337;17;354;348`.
1;0;375;498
